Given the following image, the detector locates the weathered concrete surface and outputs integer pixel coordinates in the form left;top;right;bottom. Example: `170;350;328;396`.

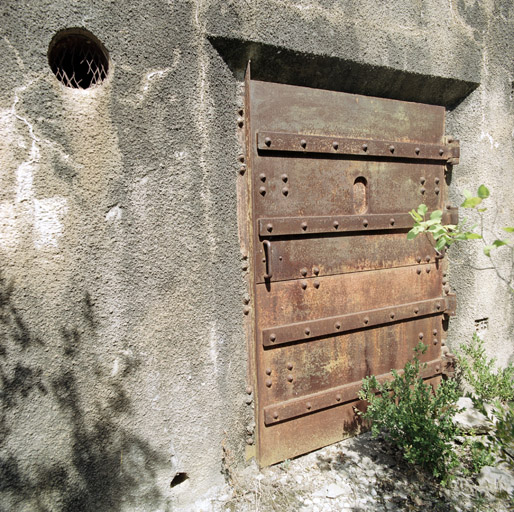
0;0;512;510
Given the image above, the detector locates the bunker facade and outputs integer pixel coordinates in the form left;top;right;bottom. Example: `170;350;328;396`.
0;1;513;510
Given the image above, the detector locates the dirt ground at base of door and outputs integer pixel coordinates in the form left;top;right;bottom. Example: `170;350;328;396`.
177;431;514;512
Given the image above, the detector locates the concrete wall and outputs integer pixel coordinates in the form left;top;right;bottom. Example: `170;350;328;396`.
0;0;512;510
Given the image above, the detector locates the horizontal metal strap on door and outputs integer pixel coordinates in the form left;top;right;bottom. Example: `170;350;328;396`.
257;131;460;163
262;296;455;348
263;359;442;426
258;210;458;237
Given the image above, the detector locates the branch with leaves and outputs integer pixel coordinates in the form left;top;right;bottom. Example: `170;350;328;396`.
408;185;513;257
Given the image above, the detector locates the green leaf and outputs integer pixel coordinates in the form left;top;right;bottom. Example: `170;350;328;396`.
430;210;443;221
464;233;482;240
484;246;493;257
407;230;419;240
502;227;514;233
435;238;447;251
409;211;420;222
477;208;488;213
429;226;446;237
417;204;428;216
477;185;490;199
461;197;482;208
492;239;508;248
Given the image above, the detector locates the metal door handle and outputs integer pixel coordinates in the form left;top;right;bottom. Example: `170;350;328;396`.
263;240;272;279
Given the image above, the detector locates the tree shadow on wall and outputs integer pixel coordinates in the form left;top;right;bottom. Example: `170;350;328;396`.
0;272;167;512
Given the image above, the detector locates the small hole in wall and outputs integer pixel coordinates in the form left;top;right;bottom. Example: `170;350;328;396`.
474;317;489;334
48;28;109;89
170;472;189;488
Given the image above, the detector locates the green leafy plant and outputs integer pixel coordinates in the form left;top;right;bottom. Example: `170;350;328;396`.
456;334;514;469
457;333;514;402
358;343;461;484
461;436;495;475
488;401;514;469
407;203;480;254
407;185;513;258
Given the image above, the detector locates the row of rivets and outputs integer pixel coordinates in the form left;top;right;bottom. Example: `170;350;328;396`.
238;154;246;175
262;219;396;231
262;137;446;158
416;256;431;263
300;267;321;276
420;177;441;185
271;392;345;421
267;306;443;344
300;279;321;290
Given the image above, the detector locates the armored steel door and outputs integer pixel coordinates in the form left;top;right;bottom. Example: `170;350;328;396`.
243;74;459;466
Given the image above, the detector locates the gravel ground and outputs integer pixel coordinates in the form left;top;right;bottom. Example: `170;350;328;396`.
177;432;514;512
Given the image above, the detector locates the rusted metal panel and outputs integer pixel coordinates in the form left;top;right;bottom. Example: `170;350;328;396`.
256;131;459;162
445;293;457;316
260;315;443;404
256;232;438;283
249;80;446;143
261;296;452;347
257;211;455;238
256;264;442;327
263;358;443;425
259;399;367;467
252;158;445;220
245;76;456;467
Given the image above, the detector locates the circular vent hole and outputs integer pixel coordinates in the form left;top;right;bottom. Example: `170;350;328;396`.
48;29;109;89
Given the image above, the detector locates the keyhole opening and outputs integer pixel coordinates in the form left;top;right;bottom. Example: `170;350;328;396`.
353;177;368;214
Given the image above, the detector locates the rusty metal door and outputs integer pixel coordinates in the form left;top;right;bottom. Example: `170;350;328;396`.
243;72;459;466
